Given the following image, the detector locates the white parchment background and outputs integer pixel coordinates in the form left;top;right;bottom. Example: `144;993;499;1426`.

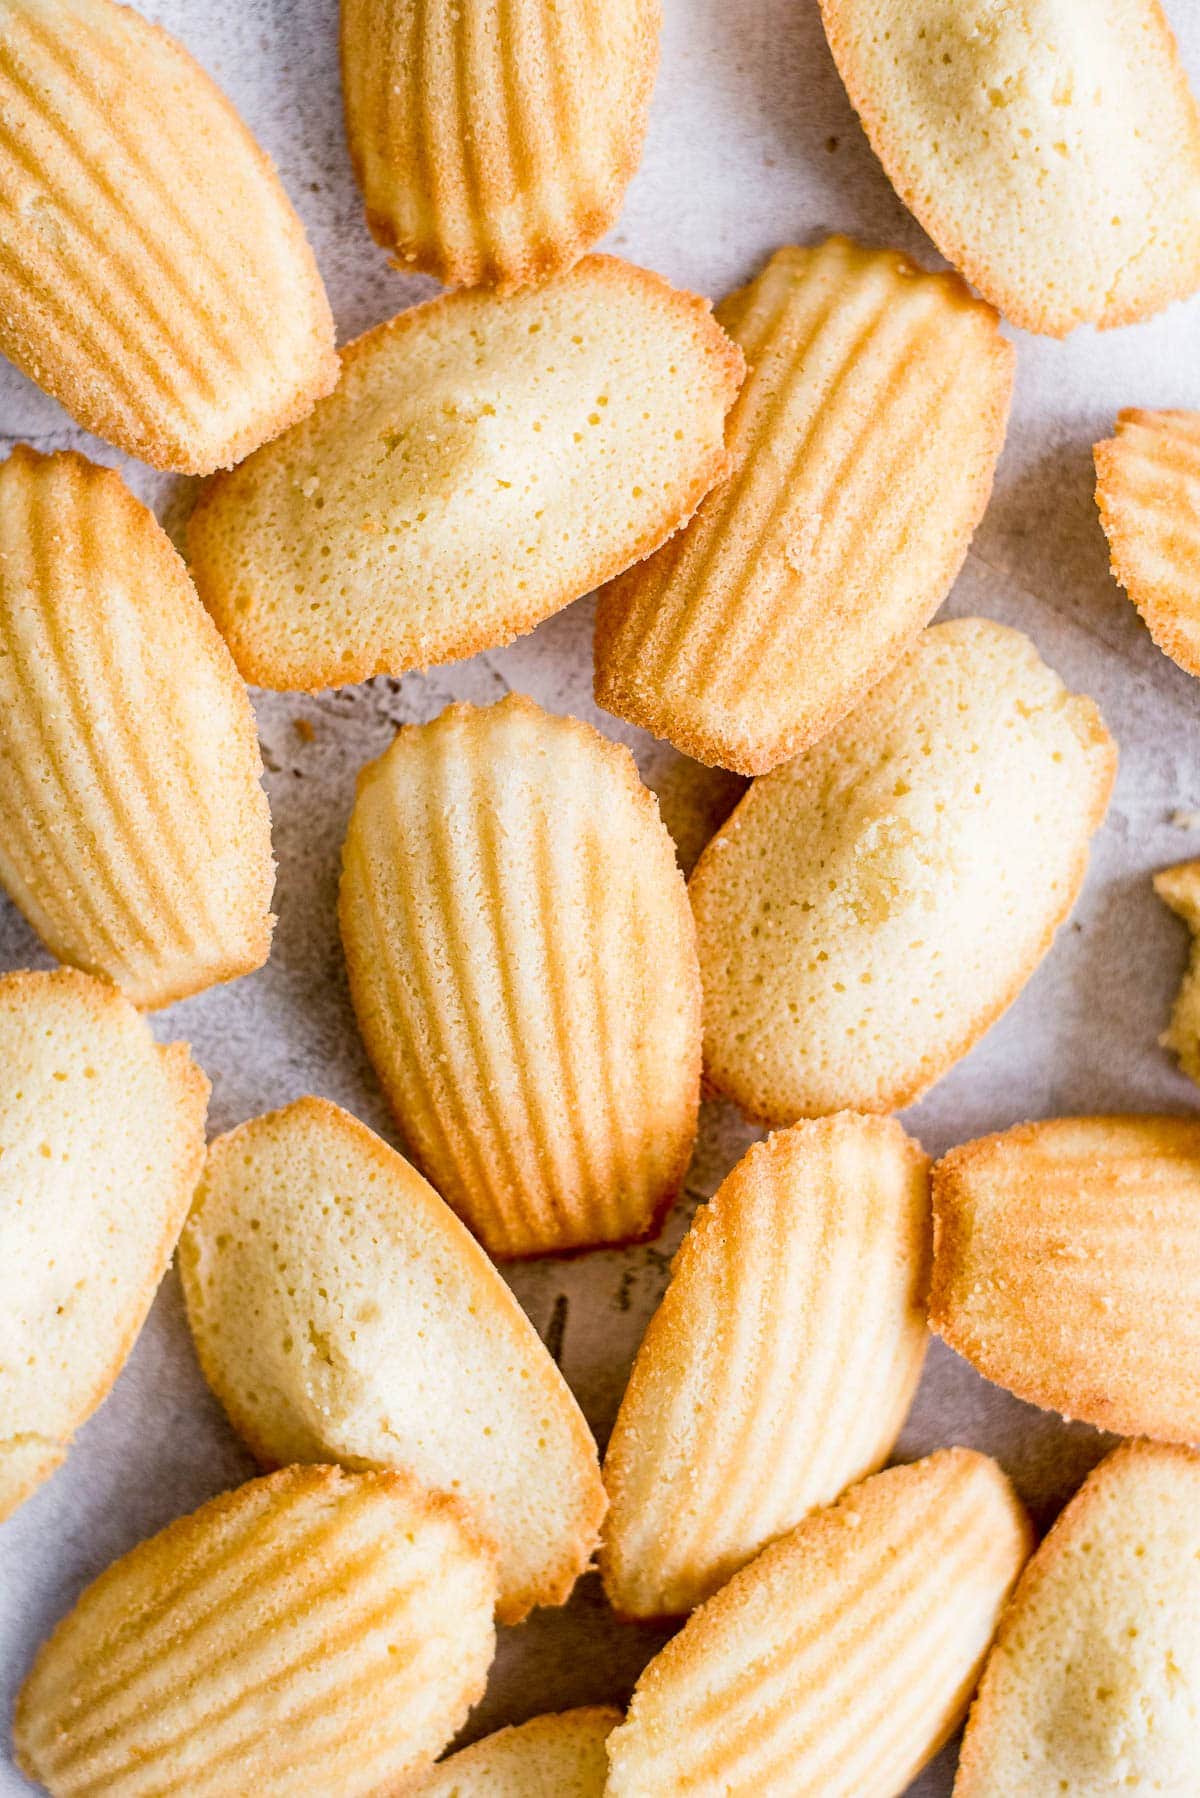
3;2;1200;1791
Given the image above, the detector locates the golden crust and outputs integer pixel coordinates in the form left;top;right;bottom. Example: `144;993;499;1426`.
604;1449;1031;1797
932;1115;1200;1443
0;445;275;1008
187;255;744;693
1095;408;1200;679
340;0;661;291
594;237;1014;775
417;1707;621;1795
819;0;1200;338
0;0;337;473
1154;858;1200;1087
13;1462;498;1796
339;693;700;1258
600;1113;931;1619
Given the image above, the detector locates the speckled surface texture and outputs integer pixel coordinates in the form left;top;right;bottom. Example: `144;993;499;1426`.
3;2;1200;1792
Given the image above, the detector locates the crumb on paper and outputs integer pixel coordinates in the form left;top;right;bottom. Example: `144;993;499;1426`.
1170;809;1200;829
294;718;315;744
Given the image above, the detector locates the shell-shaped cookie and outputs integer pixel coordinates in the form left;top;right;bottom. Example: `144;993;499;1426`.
339;695;700;1258
601;1113;931;1619
819;0;1200;337
689;618;1116;1125
931;1115;1200;1443
341;0;660;290
188;256;744;692
0;968;208;1522
604;1449;1031;1798
0;447;275;1008
0;0;336;472
13;1463;498;1797
1095;408;1200;678
955;1440;1200;1797
419;1707;620;1796
180;1096;606;1624
594;238;1014;775
1154;859;1200;1086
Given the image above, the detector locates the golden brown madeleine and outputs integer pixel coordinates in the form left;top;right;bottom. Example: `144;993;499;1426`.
188;256;744;692
956;1441;1200;1796
1095;408;1200;678
0;0;336;472
594;238;1014;775
339;695;700;1259
180;1096;606;1624
0;447;275;1007
689;618;1116;1125
931;1115;1200;1443
605;1449;1031;1798
1154;859;1200;1086
341;0;660;290
418;1707;621;1795
13;1463;497;1796
601;1114;931;1619
819;1;1200;337
0;968;208;1522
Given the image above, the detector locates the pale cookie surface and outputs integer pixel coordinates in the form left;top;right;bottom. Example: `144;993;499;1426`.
955;1440;1200;1796
13;1463;498;1797
689;617;1116;1124
0;447;275;1008
418;1706;620;1796
1095;409;1200;679
931;1115;1200;1443
339;694;700;1259
188;255;743;691
604;1448;1031;1798
601;1113;931;1618
1154;859;1200;1086
180;1096;606;1624
594;237;1013;775
341;0;660;290
819;0;1200;337
0;968;208;1523
0;0;337;472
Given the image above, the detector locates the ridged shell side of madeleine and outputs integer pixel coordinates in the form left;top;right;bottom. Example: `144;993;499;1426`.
1095;408;1200;679
0;0;336;472
0;447;275;1008
604;1449;1031;1798
931;1115;1200;1443
689;617;1116;1125
341;0;660;290
601;1113;931;1619
594;237;1014;775
418;1707;621;1796
13;1464;498;1798
955;1440;1200;1798
339;694;701;1259
180;1096;607;1625
187;255;743;692
1154;859;1200;1086
0;967;209;1523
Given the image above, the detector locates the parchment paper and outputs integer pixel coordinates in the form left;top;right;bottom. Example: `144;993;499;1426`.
3;2;1200;1790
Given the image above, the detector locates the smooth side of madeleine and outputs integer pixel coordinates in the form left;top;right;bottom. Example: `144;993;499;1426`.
417;1707;621;1796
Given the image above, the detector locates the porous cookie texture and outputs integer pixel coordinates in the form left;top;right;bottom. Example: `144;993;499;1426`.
601;1113;931;1619
341;0;660;290
955;1440;1200;1796
13;1464;498;1797
180;1096;606;1624
339;694;700;1259
594;237;1014;774
0;967;208;1522
1095;408;1200;679
604;1449;1031;1798
689;617;1116;1124
0;0;337;472
931;1115;1200;1443
0;446;275;1008
418;1707;620;1796
1154;859;1200;1086
819;0;1200;337
187;255;744;691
